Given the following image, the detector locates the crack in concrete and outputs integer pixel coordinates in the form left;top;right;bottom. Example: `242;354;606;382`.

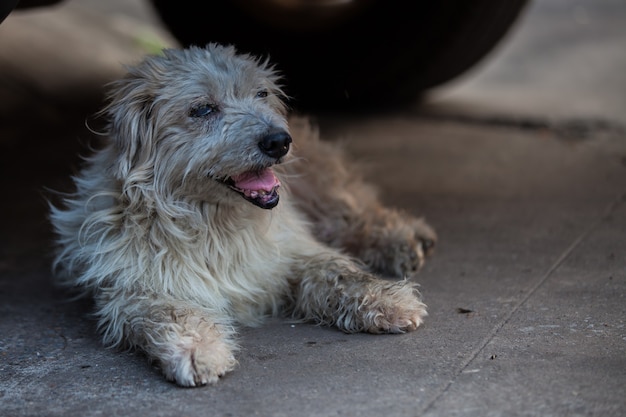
418;191;626;416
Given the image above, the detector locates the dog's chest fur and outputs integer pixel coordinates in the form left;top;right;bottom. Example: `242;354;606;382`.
127;199;305;323
60;165;307;324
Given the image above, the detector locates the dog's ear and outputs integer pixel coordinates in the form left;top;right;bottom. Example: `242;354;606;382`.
101;74;157;180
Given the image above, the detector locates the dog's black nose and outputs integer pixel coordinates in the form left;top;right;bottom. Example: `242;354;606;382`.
258;131;292;159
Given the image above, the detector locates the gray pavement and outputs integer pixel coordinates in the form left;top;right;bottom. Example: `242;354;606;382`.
1;1;625;416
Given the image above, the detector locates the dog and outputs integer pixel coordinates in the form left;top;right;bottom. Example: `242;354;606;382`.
50;44;436;387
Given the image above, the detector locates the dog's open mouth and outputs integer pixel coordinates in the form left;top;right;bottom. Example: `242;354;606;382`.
224;168;281;209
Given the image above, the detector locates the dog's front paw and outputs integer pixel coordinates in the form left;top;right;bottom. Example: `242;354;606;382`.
154;320;238;387
359;214;437;278
161;337;237;387
360;280;427;334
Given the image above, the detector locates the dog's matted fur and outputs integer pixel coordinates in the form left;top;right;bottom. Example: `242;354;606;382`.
50;44;437;387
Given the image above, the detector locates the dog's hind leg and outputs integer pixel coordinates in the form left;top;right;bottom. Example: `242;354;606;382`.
95;290;238;387
284;117;437;278
287;253;427;334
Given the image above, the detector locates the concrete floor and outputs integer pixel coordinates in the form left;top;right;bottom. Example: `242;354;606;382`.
1;1;625;416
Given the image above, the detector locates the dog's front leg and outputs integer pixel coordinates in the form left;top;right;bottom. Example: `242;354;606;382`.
288;254;427;334
95;290;237;387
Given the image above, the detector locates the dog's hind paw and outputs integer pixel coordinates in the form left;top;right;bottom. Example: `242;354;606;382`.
358;214;437;278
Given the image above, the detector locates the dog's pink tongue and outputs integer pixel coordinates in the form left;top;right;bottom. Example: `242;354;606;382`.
232;169;280;191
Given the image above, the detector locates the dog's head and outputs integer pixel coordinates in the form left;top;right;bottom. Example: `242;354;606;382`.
102;43;290;209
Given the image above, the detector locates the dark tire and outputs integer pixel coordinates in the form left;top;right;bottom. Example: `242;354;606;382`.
0;0;19;25
150;0;528;111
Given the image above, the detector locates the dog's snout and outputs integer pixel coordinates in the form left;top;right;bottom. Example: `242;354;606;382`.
258;131;292;159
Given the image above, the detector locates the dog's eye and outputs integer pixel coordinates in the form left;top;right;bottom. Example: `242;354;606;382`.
190;104;218;118
256;90;268;99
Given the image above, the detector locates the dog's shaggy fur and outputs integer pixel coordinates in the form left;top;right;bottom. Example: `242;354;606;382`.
50;44;437;387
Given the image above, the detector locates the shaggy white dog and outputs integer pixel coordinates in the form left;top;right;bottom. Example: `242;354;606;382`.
50;44;436;387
